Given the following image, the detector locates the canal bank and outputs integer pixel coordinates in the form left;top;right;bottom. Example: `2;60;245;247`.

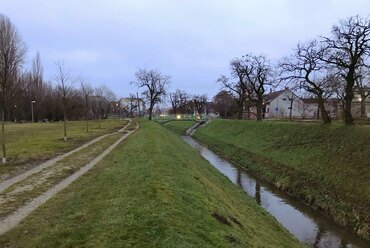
191;119;370;243
182;135;369;248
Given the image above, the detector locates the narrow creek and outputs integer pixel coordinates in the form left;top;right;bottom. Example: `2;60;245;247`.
182;136;369;248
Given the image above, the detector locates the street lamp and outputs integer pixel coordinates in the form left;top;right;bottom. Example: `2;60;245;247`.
31;100;36;122
14;105;17;122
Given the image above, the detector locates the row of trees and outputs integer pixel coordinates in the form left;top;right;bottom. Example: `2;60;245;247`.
169;90;208;116
0;14;117;162
216;15;370;125
131;69;210;120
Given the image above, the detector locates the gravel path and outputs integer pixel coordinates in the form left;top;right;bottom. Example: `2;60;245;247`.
0;120;132;194
0;121;138;235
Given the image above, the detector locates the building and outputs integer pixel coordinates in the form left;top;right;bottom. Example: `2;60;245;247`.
264;88;304;119
300;98;339;119
350;88;370;118
119;97;146;117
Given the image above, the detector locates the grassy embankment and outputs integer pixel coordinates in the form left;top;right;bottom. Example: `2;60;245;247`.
0;121;304;247
194;119;370;240
0;119;127;176
163;120;196;134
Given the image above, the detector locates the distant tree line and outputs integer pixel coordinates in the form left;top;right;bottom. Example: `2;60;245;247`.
168;90;209;116
214;15;370;125
0;14;117;124
0;13;118;162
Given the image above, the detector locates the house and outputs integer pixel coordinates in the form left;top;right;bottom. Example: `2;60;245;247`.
349;88;370;118
301;98;339;119
119;97;146;117
204;102;217;116
264;88;304;119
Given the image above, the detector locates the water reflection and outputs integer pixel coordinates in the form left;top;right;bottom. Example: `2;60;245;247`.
182;136;369;248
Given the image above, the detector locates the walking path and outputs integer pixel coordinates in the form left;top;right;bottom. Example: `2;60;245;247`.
0;120;131;194
0;120;138;235
186;119;212;136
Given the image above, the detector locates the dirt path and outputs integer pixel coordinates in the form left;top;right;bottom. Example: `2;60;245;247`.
0;120;132;194
0;121;138;235
186;119;212;136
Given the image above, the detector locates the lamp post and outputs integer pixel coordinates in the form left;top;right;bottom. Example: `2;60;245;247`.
14;105;17;122
31;100;36;122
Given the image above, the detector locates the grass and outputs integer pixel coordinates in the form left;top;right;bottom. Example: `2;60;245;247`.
0;119;128;177
0;132;123;218
194;119;370;241
163;120;196;134
0;121;304;247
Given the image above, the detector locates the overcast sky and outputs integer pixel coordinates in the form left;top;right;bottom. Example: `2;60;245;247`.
1;0;369;99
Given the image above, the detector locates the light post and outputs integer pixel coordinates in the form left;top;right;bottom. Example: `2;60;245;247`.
14;105;17;122
31;100;36;122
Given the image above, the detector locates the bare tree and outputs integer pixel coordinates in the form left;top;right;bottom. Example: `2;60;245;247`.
169;89;187;115
132;69;170;120
241;54;272;121
320;16;370;124
280;41;338;124
0;14;26;163
54;60;73;141
128;93;138;117
79;77;93;132
94;86;105;128
213;90;237;118
193;94;208;115
29;51;43;122
217;74;247;119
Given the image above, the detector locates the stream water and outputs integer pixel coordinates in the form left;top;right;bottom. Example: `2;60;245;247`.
182;136;369;248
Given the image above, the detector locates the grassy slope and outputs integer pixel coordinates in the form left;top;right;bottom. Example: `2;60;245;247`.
0;121;303;248
163;120;196;134
194;119;370;240
0;119;127;176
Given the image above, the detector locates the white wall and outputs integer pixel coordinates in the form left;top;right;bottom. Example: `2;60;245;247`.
265;90;305;118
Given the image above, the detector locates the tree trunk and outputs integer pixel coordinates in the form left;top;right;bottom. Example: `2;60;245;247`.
63;105;67;141
256;97;263;121
148;104;153;120
86;110;89;133
237;102;243;119
317;96;331;124
1;109;6;163
343;75;354;125
316;104;320;120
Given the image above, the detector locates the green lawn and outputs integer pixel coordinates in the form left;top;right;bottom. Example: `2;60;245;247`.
0;119;128;176
0;121;304;247
0;132;124;218
194;119;370;241
163;120;196;134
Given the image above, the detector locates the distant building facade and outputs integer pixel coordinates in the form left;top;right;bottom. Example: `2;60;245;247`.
264;88;303;119
119;97;146;117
